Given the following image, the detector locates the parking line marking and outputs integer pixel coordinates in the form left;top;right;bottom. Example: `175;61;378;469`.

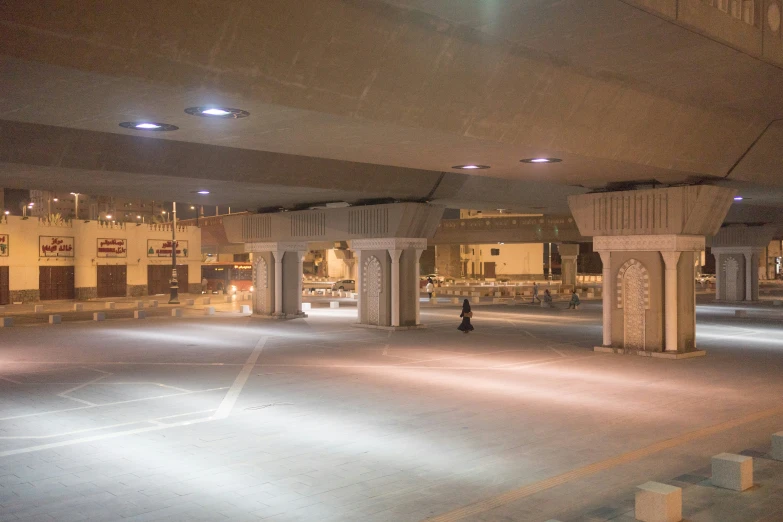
214;336;267;419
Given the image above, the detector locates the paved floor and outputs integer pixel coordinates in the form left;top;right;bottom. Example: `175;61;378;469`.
1;297;782;521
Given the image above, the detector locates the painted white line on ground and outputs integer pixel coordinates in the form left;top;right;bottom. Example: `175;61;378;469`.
0;387;228;421
213;336;267;419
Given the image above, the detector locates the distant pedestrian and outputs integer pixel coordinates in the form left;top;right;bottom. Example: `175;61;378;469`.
217;281;224;294
568;290;580;309
426;280;434;300
531;282;541;303
458;299;474;334
201;277;208;294
542;289;553;307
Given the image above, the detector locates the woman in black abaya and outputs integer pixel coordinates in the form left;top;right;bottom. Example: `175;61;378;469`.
458;299;474;333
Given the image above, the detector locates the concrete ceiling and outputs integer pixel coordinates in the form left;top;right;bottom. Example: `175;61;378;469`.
0;0;782;222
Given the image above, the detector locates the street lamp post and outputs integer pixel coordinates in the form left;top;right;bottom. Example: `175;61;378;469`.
70;193;80;220
169;202;180;304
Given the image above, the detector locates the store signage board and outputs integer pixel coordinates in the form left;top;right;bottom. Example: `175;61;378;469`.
0;234;7;256
40;236;74;257
147;239;188;257
97;238;127;258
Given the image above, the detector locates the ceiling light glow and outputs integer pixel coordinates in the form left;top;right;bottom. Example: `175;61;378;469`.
185;106;250;119
119;121;179;131
135;123;161;129
521;157;562;164
202;108;231;116
197;190;210;195
734;196;743;201
452;164;490;170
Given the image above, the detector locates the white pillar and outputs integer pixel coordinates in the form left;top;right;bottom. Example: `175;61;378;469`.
389;249;402;327
355;249;363;323
744;250;753;301
272;250;283;315
599;251;612;347
415;248;425;325
297;250;305;313
715;253;722;300
661;251;682;352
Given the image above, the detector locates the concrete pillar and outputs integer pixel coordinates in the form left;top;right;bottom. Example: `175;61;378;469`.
559;244;579;288
599;251;612;347
351;238;426;329
389;249;402;327
272;250;283;315
415;248;425;324
711;225;775;302
245;242;308;318
568;185;736;356
661;251;682;353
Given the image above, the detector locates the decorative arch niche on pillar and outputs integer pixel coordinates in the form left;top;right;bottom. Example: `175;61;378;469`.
245;241;307;319
351;238;427;330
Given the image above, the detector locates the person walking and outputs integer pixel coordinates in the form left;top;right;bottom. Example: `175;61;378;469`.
531;282;541;303
426;278;434;300
458;299;474;333
542;289;553;307
201;276;208;294
568;290;581;309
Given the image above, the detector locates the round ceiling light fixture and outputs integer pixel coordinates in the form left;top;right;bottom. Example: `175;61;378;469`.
185;106;250;119
196;190;210;195
733;196;744;201
520;158;562;164
119;121;179;131
452;164;490;170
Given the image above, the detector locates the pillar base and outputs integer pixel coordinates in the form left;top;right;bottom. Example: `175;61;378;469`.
352;323;426;331
594;346;706;359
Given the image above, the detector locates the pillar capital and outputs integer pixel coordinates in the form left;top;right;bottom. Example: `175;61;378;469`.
660;251;682;269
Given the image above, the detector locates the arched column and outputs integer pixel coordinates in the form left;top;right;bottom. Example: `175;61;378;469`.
245;241;308;319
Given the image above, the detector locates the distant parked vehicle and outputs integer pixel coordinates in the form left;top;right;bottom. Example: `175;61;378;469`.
424;273;445;283
332;279;355;291
696;274;716;284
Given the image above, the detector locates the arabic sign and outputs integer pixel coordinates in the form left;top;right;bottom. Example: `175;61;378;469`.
97;238;127;258
147;239;188;257
40;236;74;257
0;234;7;257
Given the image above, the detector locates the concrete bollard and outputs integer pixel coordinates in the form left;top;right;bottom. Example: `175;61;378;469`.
171;308;183;317
202;297;210;305
105;302;115;310
185;299;195;306
93;312;105;321
135;301;144;309
452;297;460;304
240;305;251;314
48;315;62;324
225;296;232;303
73;303;84;311
711;453;753;491
635;481;682;522
34;305;44;313
302;302;312;311
771;432;783;461
734;309;748;317
134;310;146;319
149;300;158;308
471;297;480;305
1;317;13;327
773;299;782;306
204;306;215;316
330;301;340;309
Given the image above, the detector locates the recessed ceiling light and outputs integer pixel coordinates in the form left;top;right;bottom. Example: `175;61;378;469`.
452;164;490;170
197;190;210;195
520;158;562;163
119;121;179;131
734;196;743;201
185;106;250;119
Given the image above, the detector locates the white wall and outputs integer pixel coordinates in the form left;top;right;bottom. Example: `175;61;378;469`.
462;243;543;277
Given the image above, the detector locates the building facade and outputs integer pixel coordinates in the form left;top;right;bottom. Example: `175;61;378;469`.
0;215;201;303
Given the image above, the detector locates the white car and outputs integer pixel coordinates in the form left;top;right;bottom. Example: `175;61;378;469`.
423;274;445;283
331;279;355;291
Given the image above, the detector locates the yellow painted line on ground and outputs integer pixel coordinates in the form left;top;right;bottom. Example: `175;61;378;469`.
425;404;783;522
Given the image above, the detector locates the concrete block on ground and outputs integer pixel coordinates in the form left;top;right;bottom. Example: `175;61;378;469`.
34;305;44;313
48;314;62;324
171;308;183;317
93;312;105;321
471;297;480;305
711;453;753;491
135;301;144;309
1;317;13;327
105;302;115;309
452;297;460;304
240;305;251;314
734;309;747;317
149;300;158;308
134;310;146;319
204;306;215;316
224;295;232;303
302;302;312;311
773;299;782;306
330;301;340;308
185;299;195;306
73;303;83;311
202;297;211;305
635;481;682;522
772;432;783;461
